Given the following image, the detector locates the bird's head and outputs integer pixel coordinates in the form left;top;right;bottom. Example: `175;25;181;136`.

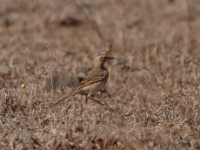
97;52;114;63
96;51;114;68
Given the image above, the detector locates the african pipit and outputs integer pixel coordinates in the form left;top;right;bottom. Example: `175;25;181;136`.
54;51;114;106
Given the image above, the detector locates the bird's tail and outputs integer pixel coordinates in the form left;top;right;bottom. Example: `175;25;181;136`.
53;89;79;106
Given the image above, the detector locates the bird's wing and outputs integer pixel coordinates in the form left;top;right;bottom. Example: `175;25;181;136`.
70;69;108;92
53;69;107;106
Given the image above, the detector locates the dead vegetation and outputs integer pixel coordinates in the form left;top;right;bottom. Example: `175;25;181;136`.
0;0;200;149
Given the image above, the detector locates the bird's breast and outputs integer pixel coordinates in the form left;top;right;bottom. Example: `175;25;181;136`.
81;80;107;95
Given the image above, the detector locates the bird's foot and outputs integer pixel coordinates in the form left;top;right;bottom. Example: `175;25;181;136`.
88;95;104;106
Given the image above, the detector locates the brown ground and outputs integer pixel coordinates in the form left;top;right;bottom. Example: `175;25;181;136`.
0;0;200;149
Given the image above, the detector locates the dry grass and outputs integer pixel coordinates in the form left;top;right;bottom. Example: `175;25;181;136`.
0;0;200;149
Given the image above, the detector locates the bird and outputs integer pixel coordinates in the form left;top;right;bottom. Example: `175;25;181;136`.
53;51;114;106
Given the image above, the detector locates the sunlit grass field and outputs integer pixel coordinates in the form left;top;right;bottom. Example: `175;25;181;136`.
0;0;200;149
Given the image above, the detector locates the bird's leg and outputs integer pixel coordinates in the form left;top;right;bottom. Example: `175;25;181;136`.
87;94;104;106
80;96;85;115
85;95;88;104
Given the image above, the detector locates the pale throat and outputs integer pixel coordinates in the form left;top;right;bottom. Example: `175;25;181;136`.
96;61;106;69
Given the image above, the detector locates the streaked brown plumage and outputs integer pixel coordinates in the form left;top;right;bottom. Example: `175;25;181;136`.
54;51;114;105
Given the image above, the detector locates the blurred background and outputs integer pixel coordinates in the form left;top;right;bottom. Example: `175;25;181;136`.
0;0;200;149
0;0;199;60
0;0;200;90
